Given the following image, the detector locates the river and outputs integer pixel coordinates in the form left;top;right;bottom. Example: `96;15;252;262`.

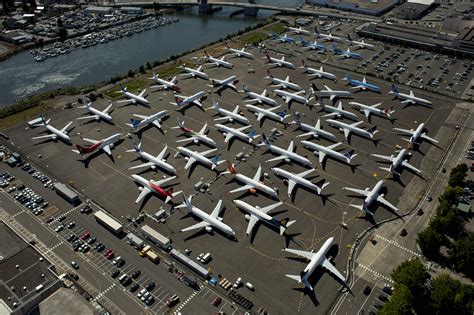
0;1;304;107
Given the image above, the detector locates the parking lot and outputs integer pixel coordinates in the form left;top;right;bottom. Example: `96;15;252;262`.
0;18;466;314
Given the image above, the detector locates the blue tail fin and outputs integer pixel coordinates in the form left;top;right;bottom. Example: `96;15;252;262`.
130;118;141;128
248;130;257;138
391;84;398;93
343;74;351;82
344;150;355;159
278;110;287;118
210;155;220;163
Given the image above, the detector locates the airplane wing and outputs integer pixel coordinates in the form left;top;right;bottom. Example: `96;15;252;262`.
198;123;207;135
157;146;167;160
284;248;314;260
102;145;112;156
210;199;223;218
200;148;218;156
129;162;154;170
193;100;203;107
288;179;297;196
184;157;196;170
132;114;147;119
32;134;56;140
401;99;413;104
138;90;147;98
253;165;262;181
321;259;345;282
151;176;176;186
246;214;259;235
82;138;99;144
363;109;371;118
343;128;351;139
257;113;265;121
401;160;421;173
393;128;413;135
421;134;438;144
227;83;238;91
224;132;234;143
117;99;134;105
229;185;252;194
135;187;151;203
371;154;394;162
232;106;240;114
376;195;398;212
181;221;210;232
266;155;288;163
61;121;73;133
343;187;370;197
285;96;291;104
260;201;283;214
318;152;326;164
77;115;97;121
152;120;162;129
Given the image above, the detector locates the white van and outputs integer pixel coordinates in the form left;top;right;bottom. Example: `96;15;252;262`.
245;282;254;291
201;253;211;264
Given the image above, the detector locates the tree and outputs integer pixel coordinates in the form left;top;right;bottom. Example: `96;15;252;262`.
379;284;414;315
392;258;430;310
139;65;145;73
448;233;474;279
448;164;468;187
429;274;462;314
417;226;444;259
438;186;462;207
58;28;67;41
57;17;63;28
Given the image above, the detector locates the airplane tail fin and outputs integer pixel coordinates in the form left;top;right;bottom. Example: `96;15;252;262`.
225;160;237;174
119;84;127;92
264;51;271;62
266;69;273;78
210;155;222;169
368;126;378;137
242;84;249;93
278;110;289;119
347;34;352;41
248;130;259;141
344;150;357;162
75;144;88;155
260;134;271;147
311;82;319;92
384;107;395;117
390;84;398;94
182;193;193;212
343;73;351;82
164;187;174;203
279;219;296;235
300;59;306;69
292;112;302;126
210;98;220;112
128;118;141;129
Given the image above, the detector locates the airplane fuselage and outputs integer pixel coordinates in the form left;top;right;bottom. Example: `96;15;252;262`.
229;48;253;59
323;105;359;120
266;145;312;166
215;124;253;143
271;167;319;194
269;77;302;91
234;173;278;197
297;121;337;141
139;150;176;174
177;147;218;169
189;205;236;236
183;67;209;80
124;91;149;106
245;105;285;122
363;180;383;209
215;107;249;125
347;79;380;92
301;141;350;164
45;125;71;142
327;119;374;139
233;200;275;225
275;89;309;104
177;91;205;106
132;174;172;199
394;91;432;106
304;67;337;81
132;111;168;129
87;106;112;122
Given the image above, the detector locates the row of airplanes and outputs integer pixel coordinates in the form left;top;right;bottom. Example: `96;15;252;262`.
28;32;438;292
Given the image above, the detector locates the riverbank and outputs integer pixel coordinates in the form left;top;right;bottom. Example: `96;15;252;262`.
0;41;21;61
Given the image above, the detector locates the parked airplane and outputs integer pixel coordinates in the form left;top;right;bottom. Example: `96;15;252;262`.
389;84;432;107
170;91;206;108
127;143;176;174
264;52;295;69
265;70;302;91
174;147;224;170
126;110;168;131
371;149;421;176
259;135;312;166
76;101;113;123
215;124;260;144
148;72;180;92
272;167;329;197
32;117;72;143
178;194;236;239
207;75;239;93
290;113;337;141
208;99;250;125
72;133;122;158
314;28;342;42
274;88;313;107
348;101;395;121
225;43;254;59
285;237;345;291
245;104;290;125
393;122;438;146
172;116;217;147
287;26;311;36
241;85;278;106
326;119;378;141
312;83;353;101
347;35;375;50
204;51;234;68
132;174;179;204
331;44;363;60
271;33;296;44
233;200;295;236
178;64;209;80
301;141;357;165
317;101;359;121
116;85;150;107
300;60;337;81
223;162;279;198
343;180;398;215
300;38;327;52
342;74;380;93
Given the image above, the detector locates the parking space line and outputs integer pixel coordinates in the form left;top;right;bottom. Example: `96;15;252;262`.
374;234;421;257
174;285;201;314
357;263;393;283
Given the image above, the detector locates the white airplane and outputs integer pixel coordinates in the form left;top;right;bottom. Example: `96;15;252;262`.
299;38;327;52
326;119;378;141
116;85;150;107
178;194;236;239
311;83;353;101
245;104;290;125
301;141;357;165
347;35;375;50
348;101;395;121
204;51;234;69
132;174;179;204
331;44;363;60
233;200;295;236
223;162;279;198
318;101;359;121
259;135;313;166
241;85;278;106
76;101;113;123
343;180;398;216
264;52;295;69
225;43;254;59
126;110;168;131
148;72;180;92
208;99;250;125
72;133;122;158
290;113;337;141
178;64;209;80
170;91;206;109
265;70;302;91
272;167;329;197
127;143;176;174
172;116;217;147
389;84;432;107
314;28;342;42
287;26;311;36
301;60;337;81
371;149;421;176
285;237;345;291
393;122;438;146
271;33;296;44
32;117;72;143
207;75;239;93
274;89;313;107
174;147;224;170
215;124;260;144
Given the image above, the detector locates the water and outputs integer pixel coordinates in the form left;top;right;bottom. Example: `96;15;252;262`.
0;1;304;107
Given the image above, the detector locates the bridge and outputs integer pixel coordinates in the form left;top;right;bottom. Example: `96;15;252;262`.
111;0;380;22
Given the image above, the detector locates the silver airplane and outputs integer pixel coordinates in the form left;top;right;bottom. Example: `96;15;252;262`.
178;64;209;80
287;26;311;36
290;113;337;141
76;101;113;123
274;88;313;107
173;116;217;147
225;43;254;59
32;117;72;143
127;143;176;174
312;83;352;101
132;174;179;204
204;51;234;69
148;72;180;92
116;85;150;107
174;147;224;170
371;149;421;176
241;85;278;106
272;167;329;197
126;110;168;131
171;91;206;109
265;70;302;91
223;162;279;198
207;75;239;93
300;60;337;81
215;124;260;145
348;101;395;121
264;52;295;69
343;180;398;216
72;133;122;158
245;104;290;125
326;119;378;141
393;122;438;147
318;101;359;121
208;99;250;125
259;135;313;166
301;141;357;165
389;84;432;107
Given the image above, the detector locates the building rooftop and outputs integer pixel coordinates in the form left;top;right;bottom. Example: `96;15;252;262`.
38;288;98;315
